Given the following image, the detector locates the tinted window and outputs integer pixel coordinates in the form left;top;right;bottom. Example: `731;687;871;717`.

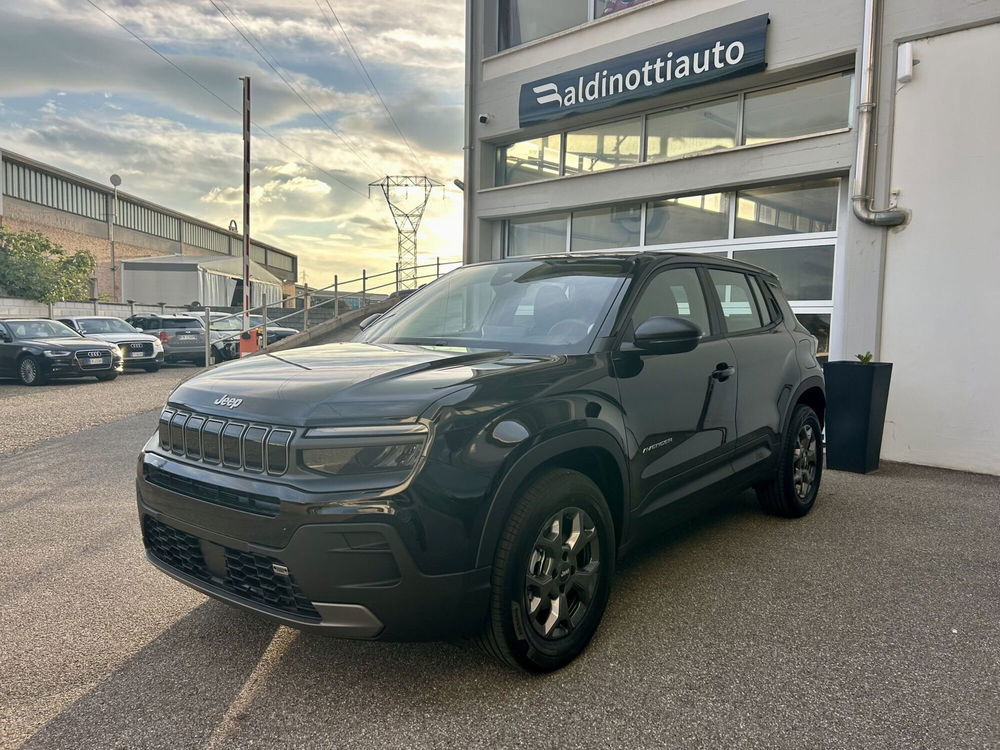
743;73;853;146
645;97;738;162
709;270;764;333
631;267;711;335
160;318;203;330
497;135;562;185
570;204;642;252
734;245;834;301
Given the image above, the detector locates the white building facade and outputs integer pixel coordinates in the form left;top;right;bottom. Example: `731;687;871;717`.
462;0;1000;475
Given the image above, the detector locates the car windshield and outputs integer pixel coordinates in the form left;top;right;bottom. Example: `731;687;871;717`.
77;318;138;334
8;320;82;339
359;259;632;354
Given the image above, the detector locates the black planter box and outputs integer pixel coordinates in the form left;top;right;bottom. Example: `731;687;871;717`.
822;361;893;474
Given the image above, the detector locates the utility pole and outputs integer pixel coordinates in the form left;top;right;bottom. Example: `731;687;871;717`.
240;76;251;331
108;174;121;301
370;176;441;289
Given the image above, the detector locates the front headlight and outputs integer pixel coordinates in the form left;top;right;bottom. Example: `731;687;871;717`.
43;350;71;357
300;425;427;483
152;339;164;352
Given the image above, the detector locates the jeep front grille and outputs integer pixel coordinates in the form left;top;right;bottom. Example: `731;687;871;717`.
158;408;292;475
142;515;320;621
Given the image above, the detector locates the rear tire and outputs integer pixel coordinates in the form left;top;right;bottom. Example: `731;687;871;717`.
17;355;47;386
477;468;615;673
756;404;823;518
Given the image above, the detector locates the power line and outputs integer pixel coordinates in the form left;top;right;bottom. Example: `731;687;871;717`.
83;0;368;199
316;0;427;173
208;0;378;175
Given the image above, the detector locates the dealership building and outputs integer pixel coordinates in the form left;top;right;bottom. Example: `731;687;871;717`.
462;0;1000;475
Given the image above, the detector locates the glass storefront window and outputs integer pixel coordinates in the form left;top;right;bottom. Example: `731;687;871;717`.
508;214;568;256
564;118;641;175
499;0;589;50
594;0;655;18
734;245;834;301
645;98;738;162
645;192;729;246
570;204;642;252
735;179;839;238
497;135;563;185
743;73;854;146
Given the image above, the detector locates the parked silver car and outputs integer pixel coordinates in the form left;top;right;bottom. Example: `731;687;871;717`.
59;316;164;372
125;314;234;365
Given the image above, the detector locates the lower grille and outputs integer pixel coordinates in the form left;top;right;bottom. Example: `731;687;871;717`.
143;515;320;622
124;341;154;357
75;351;113;370
144;464;280;517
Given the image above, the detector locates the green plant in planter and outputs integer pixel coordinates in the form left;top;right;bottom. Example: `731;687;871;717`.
856;351;874;365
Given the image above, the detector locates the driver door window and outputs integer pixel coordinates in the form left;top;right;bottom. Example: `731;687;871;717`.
631;267;712;335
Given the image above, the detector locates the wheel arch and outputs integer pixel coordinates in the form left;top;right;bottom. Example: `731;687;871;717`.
475;429;629;569
784;376;826;432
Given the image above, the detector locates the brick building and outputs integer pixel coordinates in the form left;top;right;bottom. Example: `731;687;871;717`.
0;149;298;302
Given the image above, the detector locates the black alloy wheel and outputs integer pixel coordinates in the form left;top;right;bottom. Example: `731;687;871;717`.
756;404;823;517
525;507;601;640
478;468;614;672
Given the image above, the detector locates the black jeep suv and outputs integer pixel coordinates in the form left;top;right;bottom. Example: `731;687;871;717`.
137;253;824;672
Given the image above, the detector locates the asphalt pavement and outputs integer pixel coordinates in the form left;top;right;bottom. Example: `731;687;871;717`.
1;411;997;749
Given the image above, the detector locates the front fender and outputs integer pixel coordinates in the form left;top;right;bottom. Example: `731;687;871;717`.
473;428;630;568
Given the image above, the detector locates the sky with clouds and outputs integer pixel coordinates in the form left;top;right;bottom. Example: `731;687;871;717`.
0;0;466;286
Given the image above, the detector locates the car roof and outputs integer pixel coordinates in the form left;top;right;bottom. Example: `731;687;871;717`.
0;318;70;323
61;315;126;320
475;251;778;279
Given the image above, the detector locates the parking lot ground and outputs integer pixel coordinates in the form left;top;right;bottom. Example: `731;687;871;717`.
0;366;193;457
1;412;997;749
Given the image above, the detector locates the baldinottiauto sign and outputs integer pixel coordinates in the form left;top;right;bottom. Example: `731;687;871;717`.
518;14;769;127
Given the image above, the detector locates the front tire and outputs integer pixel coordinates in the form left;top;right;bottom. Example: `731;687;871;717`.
756;404;823;518
477;468;615;673
143;363;162;373
96;373;119;382
18;355;47;386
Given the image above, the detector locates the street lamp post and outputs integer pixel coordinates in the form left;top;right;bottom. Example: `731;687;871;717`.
109;174;122;301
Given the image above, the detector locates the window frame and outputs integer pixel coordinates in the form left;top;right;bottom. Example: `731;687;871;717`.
614;260;722;347
702;267;782;338
490;69;854;188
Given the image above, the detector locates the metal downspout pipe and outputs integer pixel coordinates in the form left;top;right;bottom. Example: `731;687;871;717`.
852;0;908;226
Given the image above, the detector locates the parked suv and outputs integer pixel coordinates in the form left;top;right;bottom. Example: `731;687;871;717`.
59;316;164;372
136;253;825;672
0;318;122;384
126;314;232;365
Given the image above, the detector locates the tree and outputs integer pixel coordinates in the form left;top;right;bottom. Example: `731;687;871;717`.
0;227;96;303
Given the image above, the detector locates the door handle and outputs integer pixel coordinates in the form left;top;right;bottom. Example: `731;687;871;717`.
712;364;736;381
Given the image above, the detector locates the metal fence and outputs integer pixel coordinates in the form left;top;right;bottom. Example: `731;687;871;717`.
201;258;463;365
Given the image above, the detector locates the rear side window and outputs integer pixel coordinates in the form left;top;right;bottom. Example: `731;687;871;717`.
631;267;712;335
709;269;764;333
161;318;202;329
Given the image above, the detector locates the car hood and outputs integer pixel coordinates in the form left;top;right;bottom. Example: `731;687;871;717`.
17;336;118;350
167;341;564;425
79;332;159;344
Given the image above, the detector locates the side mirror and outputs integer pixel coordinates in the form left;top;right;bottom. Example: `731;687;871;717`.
630;316;702;355
0;332;10;343
358;313;382;331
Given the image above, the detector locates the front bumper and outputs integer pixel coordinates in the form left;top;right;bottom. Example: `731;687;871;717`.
123;352;164;369
44;354;123;377
137;467;491;641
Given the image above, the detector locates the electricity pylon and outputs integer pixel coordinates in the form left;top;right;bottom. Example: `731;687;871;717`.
370;176;441;289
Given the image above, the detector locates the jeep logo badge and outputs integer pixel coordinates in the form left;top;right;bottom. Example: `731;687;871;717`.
213;395;244;409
